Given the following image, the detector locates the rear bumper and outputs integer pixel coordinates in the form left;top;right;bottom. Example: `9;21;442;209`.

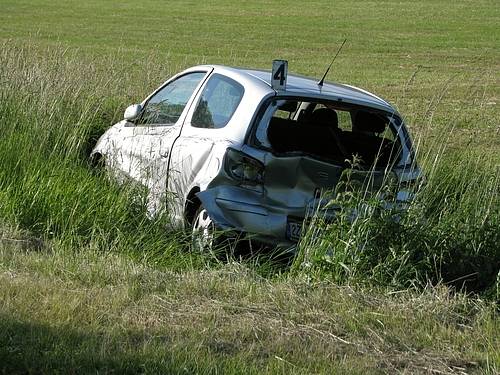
197;186;301;247
198;185;414;247
197;186;340;247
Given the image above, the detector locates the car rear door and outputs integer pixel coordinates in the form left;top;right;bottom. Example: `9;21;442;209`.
167;73;246;223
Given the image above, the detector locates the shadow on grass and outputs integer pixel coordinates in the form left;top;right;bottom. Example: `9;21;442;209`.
0;314;200;374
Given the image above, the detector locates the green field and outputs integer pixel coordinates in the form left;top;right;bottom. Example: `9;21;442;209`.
0;0;499;373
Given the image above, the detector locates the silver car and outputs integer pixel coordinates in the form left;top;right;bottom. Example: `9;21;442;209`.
91;63;420;248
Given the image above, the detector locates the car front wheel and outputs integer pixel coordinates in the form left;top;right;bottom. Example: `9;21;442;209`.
191;205;216;252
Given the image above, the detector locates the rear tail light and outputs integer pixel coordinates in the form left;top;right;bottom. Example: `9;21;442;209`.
224;148;264;184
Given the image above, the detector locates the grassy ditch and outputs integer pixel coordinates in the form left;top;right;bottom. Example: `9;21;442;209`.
0;43;207;270
295;153;500;294
1;41;499;291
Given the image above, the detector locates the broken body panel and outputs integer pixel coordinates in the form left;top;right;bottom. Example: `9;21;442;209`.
92;64;421;247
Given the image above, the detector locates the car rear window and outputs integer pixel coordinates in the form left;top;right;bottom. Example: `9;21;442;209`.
255;99;403;168
191;74;244;129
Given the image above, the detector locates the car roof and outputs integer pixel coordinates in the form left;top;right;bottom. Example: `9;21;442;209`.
199;65;397;114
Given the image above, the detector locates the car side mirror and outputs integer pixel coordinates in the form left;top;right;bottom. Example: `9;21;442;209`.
124;104;142;122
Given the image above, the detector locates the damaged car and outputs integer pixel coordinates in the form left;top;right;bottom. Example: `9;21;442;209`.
91;61;421;249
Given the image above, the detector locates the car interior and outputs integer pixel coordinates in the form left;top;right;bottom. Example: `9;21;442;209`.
264;99;403;169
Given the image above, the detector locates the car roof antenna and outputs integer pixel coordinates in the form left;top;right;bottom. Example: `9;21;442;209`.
318;39;347;87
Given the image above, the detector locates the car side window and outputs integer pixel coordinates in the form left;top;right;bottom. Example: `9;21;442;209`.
139;72;206;125
191;74;244;129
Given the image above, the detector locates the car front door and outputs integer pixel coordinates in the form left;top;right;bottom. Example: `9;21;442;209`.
120;70;211;215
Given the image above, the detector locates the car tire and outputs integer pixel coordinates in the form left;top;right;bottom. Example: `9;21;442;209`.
191;204;216;252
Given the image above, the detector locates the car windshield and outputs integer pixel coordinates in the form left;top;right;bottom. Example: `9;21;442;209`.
253;98;403;169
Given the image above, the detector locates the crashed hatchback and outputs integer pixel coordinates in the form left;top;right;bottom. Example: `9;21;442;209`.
91;61;421;248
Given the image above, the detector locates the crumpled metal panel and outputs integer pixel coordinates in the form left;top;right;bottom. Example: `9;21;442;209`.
198;149;417;245
198;154;344;243
262;155;344;208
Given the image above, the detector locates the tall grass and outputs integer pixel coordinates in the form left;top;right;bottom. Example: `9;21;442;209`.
1;42;498;294
294;89;500;295
0;42;206;269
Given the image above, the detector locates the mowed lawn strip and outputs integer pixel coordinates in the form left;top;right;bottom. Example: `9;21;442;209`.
1;243;498;374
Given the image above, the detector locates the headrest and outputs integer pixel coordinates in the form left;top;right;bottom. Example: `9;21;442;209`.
278;101;298;113
309;107;338;128
353;110;387;133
